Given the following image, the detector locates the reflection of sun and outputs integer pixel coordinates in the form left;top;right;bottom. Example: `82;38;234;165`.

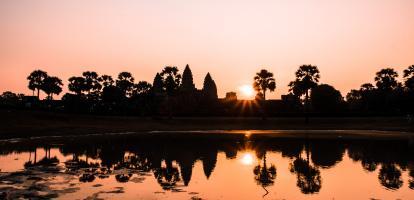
239;85;255;99
245;131;251;138
240;152;254;165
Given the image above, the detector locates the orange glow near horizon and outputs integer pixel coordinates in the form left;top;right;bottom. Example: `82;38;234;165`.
1;1;414;99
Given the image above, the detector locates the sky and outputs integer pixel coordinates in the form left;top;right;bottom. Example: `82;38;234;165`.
1;0;414;99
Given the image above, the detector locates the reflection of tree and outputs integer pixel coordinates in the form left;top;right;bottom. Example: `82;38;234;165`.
153;160;181;190
310;141;345;169
378;164;403;190
99;146;125;169
120;154;152;172
25;147;59;169
361;160;378;172
409;168;414;189
290;158;321;194
290;143;321;194
24;148;37;168
253;152;276;197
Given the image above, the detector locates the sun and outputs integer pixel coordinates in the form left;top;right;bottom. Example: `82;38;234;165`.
239;85;255;99
240;152;254;166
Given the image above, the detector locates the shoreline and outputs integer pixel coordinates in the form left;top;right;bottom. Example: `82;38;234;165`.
1;109;413;139
1;129;414;143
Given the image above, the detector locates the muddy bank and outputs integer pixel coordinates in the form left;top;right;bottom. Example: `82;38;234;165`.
0;110;413;139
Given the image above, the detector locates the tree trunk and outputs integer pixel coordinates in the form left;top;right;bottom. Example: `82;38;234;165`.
305;90;309;124
37;89;40;100
262;90;267;120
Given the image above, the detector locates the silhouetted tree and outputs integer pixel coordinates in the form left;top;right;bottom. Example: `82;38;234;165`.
253;69;276;100
151;73;165;117
68;76;86;96
346;83;378;112
181;64;196;92
289;65;320;122
0;91;23;107
152;73;164;95
116;72;135;97
133;81;152;96
370;68;404;113
403;65;414;90
82;71;102;96
310;84;343;113
202;73;218;100
160;66;181;96
102;85;124;105
253;69;276;119
402;65;414;114
346;89;362;109
100;75;114;87
130;81;153;115
159;66;181;118
41;76;63;100
27;70;48;99
375;68;399;91
361;83;375;91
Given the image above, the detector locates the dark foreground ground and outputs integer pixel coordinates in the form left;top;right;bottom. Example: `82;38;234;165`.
0;109;413;139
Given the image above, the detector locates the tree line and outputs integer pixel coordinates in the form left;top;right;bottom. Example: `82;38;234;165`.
1;64;414;116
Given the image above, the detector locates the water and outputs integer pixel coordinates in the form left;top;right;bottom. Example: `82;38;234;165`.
0;132;413;199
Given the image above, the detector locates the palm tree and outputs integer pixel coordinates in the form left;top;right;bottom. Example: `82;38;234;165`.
160;66;181;118
253;69;276;119
27;70;48;99
253;69;276;100
160;66;181;96
288;65;320;123
116;72;135;97
100;75;114;88
374;68;399;91
41;76;63;100
82;71;102;96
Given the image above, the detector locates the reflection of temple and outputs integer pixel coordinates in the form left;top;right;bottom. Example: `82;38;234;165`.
1;134;414;193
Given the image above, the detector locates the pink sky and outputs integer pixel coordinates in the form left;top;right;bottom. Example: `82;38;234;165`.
1;0;414;99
